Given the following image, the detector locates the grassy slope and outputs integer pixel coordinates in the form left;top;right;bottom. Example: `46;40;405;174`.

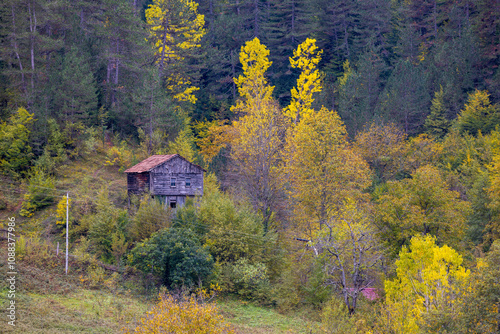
0;152;320;333
219;299;320;333
0;253;319;333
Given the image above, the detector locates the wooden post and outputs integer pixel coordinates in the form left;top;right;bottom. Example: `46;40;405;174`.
65;192;69;275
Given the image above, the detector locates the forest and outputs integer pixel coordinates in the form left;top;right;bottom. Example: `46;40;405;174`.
1;0;500;332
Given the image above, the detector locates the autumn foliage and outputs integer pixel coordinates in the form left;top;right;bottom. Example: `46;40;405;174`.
129;291;233;334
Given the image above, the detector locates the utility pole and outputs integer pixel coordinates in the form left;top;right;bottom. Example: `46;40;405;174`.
65;192;69;275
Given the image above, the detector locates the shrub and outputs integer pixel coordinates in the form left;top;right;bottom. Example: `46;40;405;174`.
87;186;129;263
104;140;133;171
34;119;68;173
84;126;100;154
0;107;34;176
128;293;233;334
200;175;266;264
129;228;213;288
226;258;271;302
129;195;171;242
20;168;56;217
172;197;207;238
321;297;356;333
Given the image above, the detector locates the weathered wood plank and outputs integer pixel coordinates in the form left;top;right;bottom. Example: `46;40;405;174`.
127;155;204;206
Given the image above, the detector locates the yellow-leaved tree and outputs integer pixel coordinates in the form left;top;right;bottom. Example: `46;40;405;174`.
282;41;370;235
383;235;470;334
146;0;205;103
231;37;274;116
231;100;287;230
284;106;371;236
194;119;235;168
375;164;471;258
354;122;408;182
284;38;323;125
230;38;286;229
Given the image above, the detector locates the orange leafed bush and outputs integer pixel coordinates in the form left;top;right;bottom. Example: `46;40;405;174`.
129;293;234;334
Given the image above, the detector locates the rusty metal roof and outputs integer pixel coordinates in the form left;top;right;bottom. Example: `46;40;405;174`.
124;154;206;173
124;154;177;173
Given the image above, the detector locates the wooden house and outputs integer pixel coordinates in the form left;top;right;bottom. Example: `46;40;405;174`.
124;154;205;208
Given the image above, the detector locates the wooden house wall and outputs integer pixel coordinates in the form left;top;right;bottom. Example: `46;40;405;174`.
127;173;150;195
149;156;204;197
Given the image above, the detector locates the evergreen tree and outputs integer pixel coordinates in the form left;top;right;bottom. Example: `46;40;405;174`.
427;29;480;118
0;0;67;110
379;60;430;134
54;46;98;125
424;85;450;139
0;107;34;176
132;67;181;153
456;90;500;136
95;0;152;133
337;49;387;136
472;0;500;100
315;0;391;77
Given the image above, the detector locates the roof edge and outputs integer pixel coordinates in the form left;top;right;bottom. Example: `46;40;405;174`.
124;154;206;173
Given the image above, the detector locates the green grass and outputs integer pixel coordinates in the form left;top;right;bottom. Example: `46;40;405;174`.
218;299;321;333
0;289;321;333
0;289;150;333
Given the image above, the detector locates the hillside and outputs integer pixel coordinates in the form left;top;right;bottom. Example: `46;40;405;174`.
0;152;323;333
1;0;500;332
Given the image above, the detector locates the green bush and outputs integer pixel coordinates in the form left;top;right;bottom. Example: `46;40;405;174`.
320;297;356;333
20;168;56;217
0;107;34;177
227;258;271;302
200;175;266;264
172;197;207;238
129;227;213;289
129;195;171;242
87;187;129;263
302;260;331;307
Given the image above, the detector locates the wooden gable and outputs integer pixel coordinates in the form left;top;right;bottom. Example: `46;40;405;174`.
149;155;204;197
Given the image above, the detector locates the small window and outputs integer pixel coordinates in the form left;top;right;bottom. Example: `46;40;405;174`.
170;201;177;208
185;178;191;187
170;177;176;187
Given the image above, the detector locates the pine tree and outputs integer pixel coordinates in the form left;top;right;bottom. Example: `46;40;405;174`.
425;85;450;139
456;90;500;136
0;0;67;110
337;49;387;136
54;46;98;125
379;60;430;134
